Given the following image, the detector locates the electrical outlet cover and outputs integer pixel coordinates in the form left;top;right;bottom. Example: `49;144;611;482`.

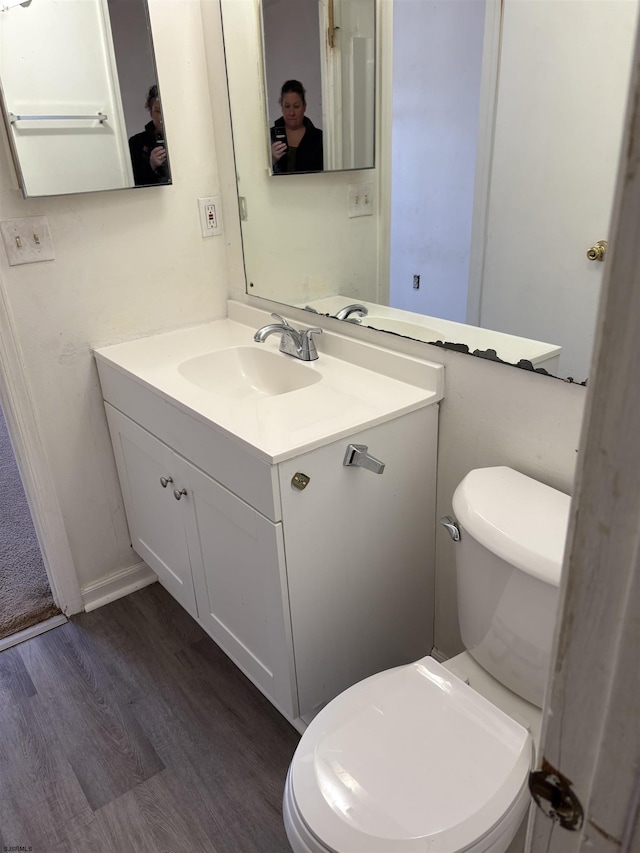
197;196;223;237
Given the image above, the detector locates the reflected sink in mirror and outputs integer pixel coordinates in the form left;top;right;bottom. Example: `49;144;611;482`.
303;296;563;374
177;346;321;399
363;316;444;340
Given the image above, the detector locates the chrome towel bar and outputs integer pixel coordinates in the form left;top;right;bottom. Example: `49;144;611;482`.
9;112;108;124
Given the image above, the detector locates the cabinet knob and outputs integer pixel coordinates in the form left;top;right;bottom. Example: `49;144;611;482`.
160;476;173;488
173;488;187;501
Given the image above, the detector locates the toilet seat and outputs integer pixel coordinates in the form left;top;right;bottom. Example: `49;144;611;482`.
289;656;533;853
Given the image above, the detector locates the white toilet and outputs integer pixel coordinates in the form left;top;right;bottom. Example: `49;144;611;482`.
283;466;571;853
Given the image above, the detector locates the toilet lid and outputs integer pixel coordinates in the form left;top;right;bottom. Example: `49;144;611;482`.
291;657;532;853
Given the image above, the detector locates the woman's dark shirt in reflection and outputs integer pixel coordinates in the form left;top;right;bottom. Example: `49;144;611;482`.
271;116;323;174
129;121;170;186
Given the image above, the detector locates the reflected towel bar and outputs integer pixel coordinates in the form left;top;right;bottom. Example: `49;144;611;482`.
9;112;108;124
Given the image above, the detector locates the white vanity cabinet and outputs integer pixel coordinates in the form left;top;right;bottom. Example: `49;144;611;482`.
104;398;438;726
95;313;444;728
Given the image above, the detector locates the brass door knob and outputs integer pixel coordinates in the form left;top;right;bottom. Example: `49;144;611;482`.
587;240;607;261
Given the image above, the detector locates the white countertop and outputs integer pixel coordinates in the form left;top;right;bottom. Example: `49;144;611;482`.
94;310;444;464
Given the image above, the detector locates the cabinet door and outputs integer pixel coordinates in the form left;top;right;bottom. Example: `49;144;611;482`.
180;458;297;721
278;405;438;719
104;405;197;618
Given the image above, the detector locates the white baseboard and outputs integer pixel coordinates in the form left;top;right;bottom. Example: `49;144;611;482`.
82;561;157;612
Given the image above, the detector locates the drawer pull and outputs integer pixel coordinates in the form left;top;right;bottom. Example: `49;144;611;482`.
160;476;173;488
173;488;187;501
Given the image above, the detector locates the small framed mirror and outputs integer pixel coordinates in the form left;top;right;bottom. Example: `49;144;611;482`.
0;0;170;197
260;0;376;175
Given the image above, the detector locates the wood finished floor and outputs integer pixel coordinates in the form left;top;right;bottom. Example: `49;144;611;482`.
0;582;300;852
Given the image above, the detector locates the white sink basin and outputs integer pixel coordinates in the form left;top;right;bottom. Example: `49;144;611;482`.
177;346;321;398
364;316;444;340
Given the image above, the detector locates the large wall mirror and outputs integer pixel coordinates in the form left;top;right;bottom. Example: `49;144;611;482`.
0;0;170;197
223;0;640;385
261;0;375;174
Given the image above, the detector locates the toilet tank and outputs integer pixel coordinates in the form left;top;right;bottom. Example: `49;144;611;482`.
452;467;571;708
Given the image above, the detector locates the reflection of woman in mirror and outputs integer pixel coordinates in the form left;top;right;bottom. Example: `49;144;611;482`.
128;85;170;186
270;80;323;174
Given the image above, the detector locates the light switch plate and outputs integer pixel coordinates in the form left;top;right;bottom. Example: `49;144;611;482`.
348;183;374;218
0;216;55;265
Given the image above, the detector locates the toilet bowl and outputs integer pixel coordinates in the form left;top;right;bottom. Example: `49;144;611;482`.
284;655;536;853
283;467;570;853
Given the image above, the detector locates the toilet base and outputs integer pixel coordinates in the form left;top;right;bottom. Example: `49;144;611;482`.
283;765;530;853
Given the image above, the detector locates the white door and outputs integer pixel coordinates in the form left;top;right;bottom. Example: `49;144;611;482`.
528;13;640;850
476;0;638;381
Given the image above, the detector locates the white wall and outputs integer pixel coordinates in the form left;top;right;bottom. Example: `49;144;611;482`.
1;0;589;659
389;0;485;319
0;0;228;596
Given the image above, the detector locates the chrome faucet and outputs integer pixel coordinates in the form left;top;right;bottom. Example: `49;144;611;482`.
254;313;323;361
332;303;369;322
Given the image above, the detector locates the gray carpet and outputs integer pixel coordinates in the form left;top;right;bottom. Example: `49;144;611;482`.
0;402;60;641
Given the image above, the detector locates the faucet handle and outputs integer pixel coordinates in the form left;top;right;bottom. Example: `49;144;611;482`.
302;327;323;342
300;327;323;360
270;312;293;328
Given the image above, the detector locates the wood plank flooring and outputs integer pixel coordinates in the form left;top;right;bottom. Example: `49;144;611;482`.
0;583;300;852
